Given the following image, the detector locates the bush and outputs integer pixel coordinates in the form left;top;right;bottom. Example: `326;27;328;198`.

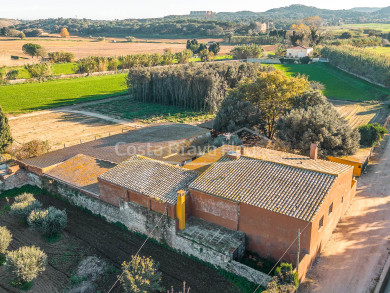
107;57;119;71
7;139;51;160
277;104;360;158
359;123;387;147
214;94;261;133
212;134;242;147
48;51;75;63
126;36;135;42
6;70;19;80
24;63;52;81
230;44;264;59
0;226;12;254
6;246;47;283
28;207;67;237
76;56;107;73
264;263;298;293
9;193;42;220
120;255;163;293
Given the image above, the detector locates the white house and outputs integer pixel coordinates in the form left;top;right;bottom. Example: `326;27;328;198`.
286;45;314;58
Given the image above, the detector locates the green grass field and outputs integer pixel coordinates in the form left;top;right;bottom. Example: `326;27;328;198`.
273;63;390;101
0;73;127;113
0;62;78;79
327;23;390;33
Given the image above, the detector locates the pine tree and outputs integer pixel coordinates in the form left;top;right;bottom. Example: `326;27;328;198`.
0;106;13;153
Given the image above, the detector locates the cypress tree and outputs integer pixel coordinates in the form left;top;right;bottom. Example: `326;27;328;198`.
0;106;13;153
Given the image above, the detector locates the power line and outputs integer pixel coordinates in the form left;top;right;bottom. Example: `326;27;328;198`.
252;221;312;293
107;207;168;293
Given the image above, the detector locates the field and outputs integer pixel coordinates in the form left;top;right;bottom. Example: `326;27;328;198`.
366;47;390;58
0;36;234;67
0;186;253;292
327;23;390;33
76;96;215;124
274;63;390;101
0;74;128;114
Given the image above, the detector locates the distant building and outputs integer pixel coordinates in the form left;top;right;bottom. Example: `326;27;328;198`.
286;45;314;58
190;11;214;16
259;22;271;33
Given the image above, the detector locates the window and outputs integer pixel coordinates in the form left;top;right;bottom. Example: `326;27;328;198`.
341;196;344;203
319;216;324;230
329;203;333;215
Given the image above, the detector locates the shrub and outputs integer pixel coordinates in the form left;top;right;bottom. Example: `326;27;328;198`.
230;44;264;59
120;255;163;293
10;193;42;220
28;207;67;237
359;123;387;147
107;57;119;71
6;246;47;283
7;139;51;160
0;105;13;153
76;56;107;73
277;104;360;158
214;94;262;133
0;226;12;254
212;134;242;147
6;70;19;80
24;63;52;81
264;262;298;293
126;36;135;42
48;51;75;63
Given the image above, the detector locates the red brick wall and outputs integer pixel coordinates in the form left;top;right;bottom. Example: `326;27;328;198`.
238;203;312;264
98;179;128;207
189;189;239;231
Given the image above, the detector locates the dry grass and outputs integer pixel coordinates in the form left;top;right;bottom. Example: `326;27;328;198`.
332;100;390;129
0;36;234;66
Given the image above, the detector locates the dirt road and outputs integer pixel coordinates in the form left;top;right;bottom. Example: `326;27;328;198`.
299;138;390;292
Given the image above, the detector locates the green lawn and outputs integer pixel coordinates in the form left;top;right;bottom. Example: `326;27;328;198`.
0;62;78;79
327;23;390;33
273;63;390;101
0;74;128;113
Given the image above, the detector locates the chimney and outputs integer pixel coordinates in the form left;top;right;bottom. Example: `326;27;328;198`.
240;145;245;156
226;151;241;160
310;143;318;160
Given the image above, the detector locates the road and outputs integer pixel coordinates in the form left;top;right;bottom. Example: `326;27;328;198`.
299;137;390;293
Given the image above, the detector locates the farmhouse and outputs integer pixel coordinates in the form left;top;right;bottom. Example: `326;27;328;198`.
13;125;356;281
286;45;314;58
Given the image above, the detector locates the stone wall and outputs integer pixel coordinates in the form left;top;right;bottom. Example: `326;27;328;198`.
2;171;271;285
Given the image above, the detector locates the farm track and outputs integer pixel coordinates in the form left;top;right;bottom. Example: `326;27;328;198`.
0;194;239;293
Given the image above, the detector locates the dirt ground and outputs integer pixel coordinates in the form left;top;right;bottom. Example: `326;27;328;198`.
0;36;233;66
299;130;390;293
0;192;239;293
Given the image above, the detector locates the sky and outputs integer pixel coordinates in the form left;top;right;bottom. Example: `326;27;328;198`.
0;0;388;20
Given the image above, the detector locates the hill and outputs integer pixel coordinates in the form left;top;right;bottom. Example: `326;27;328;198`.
349;7;382;13
375;6;390;15
0;18;19;28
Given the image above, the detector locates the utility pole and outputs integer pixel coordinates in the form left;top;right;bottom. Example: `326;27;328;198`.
297;228;301;277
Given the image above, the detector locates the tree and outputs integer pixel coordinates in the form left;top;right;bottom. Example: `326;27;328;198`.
6;246;47;285
9;193;42;220
120;255;163;293
237;70;309;138
24;63;52;81
230;44;264;59
28;207;67;237
292;89;328;110
60;27;69;38
276;104;360;158
340;32;352;39
0;106;13;154
0;27;11;36
208;43;220;55
0;226;12;255
214;93;262;133
199;49;214;62
358;123;387;147
175;50;193;64
186;39;199;53
22;43;45;59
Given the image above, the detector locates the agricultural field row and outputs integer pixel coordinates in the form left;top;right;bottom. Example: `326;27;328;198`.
1;62;390;115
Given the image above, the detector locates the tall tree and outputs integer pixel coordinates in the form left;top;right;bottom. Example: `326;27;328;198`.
0;106;13;154
59;27;69;38
22;43;45;59
236;71;309;138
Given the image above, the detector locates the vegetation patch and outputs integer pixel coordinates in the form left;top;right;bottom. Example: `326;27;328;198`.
274;63;390;101
0;74;128;113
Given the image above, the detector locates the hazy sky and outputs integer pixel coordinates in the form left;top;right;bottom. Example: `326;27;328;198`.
1;0;388;20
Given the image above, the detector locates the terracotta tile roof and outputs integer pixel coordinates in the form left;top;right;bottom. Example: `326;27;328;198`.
44;154;116;195
189;155;338;222
98;155;198;205
245;147;352;175
21;124;210;170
